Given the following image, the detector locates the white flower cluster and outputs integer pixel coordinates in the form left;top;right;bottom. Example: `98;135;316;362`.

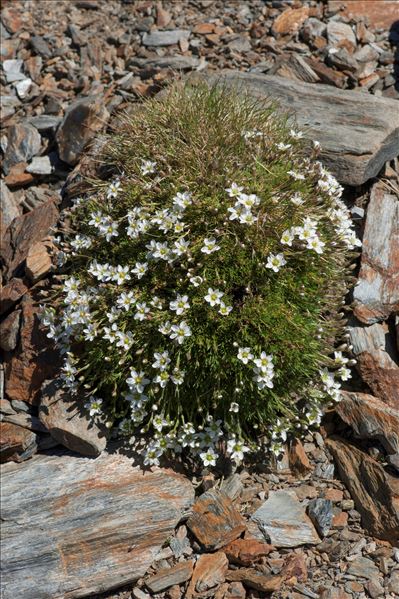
280;216;326;255
237;347;275;390
319;350;353;402
226;182;261;225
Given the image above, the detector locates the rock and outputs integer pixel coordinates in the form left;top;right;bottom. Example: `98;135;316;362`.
272;7;310;36
4;164;35;188
220;473;244;501
228;35;251;53
2;123;41;174
332;510;348;529
169;525;191;558
301;18;326;41
0;180;20;229
226;569;283;593
11;400;32;413
327;21;356;49
274;55;320;84
0;452;194;599
327;48;358;73
26;155;53;175
187;552;228;596
205;71;399;186
0;198;58;280
4;294;61;405
251;490;320;548
142;29;190;47
223;538;274;566
306;58;348;88
0;422;37;463
28;115;61;132
327;1;399;30
15;78;33;100
282;553;308;583
326;437;399;542
2;412;47;434
187;489;246;551
3;58;24;82
307;498;333;537
335;391;399;455
145;561;194;593
0;399;15;415
324;488;343;502
289;438;313;475
348;319;399;409
354;44;379;78
30;35;52;58
0;310;21;351
156;3;172;28
353;181;399;323
56;95;109;166
25;240;54;283
348;556;381;580
0;278;28;315
130;56;201;71
366;579;384;598
386;569;399;593
39;379;107;456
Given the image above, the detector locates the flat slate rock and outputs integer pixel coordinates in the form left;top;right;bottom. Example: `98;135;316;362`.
251;490;320;548
353;181;399;323
204;71;399;186
0;452;194;599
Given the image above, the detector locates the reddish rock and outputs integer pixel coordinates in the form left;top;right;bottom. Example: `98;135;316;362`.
319;588;351;599
336;391;399;454
272;7;309;36
187;552;228;597
225;582;246;599
146;561;194;593
0;422;37;463
306;58;348;88
328;1;399;29
324;488;344;502
353;181;399;323
332;511;348;529
223;538;274;566
1;199;59;281
156;3;172;28
0;278;28;315
327;437;399;542
25;240;55;283
0;309;21;351
4;294;61;405
193;23;215;35
4;165;35;188
289;438;313;475
226;569;283;593
187;489;246;551
349;320;399;410
282;553;308;583
1;5;22;33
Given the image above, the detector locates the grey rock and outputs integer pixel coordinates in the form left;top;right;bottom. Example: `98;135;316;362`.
15;78;33;100
30;35;52;58
307;498;333;537
386;569;399;593
145;561;194;593
301;17;326;41
220;473;244;501
142;29;190;47
3;413;47;434
205;71;399;186
39;379;107;456
130;55;201;71
22;186;56;211
314;462;335;479
56;95;109;166
3;59;24;82
251;490;320;548
327;21;356;48
3;122;41;174
0;452;194;599
387;453;399;473
10;400;32;413
26;155;53;175
0;180;20;228
353;181;399;324
348;556;380;580
327;48;358;73
354;44;379;78
228;35;252;53
29;115;61;132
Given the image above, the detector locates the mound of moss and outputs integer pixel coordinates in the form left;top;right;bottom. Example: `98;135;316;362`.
44;83;360;466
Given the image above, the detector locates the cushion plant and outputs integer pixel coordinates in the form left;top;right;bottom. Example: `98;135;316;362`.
44;83;360;467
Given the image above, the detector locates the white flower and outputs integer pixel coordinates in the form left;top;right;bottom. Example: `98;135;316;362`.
113;265;131;285
201;237;220;254
99;219;119;242
291;192;304;206
84;396;103;417
334;351;348;366
290;129;303;139
127;369;150;393
173;191;192;210
158;320;172;335
226;437;249;463
107;180;121;198
70;234;92;252
287;170;305;181
276;142;292;150
173;238;190;256
152;242;171;261
253;352;274;373
307;236;325;254
117;291;136;311
152;351;171;371
253;367;274;389
170;294;190;316
151;296;163;310
238;210;257;225
200;447;218;467
170;321;192;344
280;229;295;246
153;370;170;388
266;253;287;272
132;262;148;279
106;306;122;322
204;288;223;307
88;211;104;227
103;323;119;343
116;331;134;350
237;193;260;209
171;367;184;385
189;275;203;287
237;347;254;364
313;140;321;150
153;414;169;432
225;182;244;198
143;445;162;466
338;366;352;381
134;302;150;321
140;160;156;175
229;402;239;413
218;302;233;316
